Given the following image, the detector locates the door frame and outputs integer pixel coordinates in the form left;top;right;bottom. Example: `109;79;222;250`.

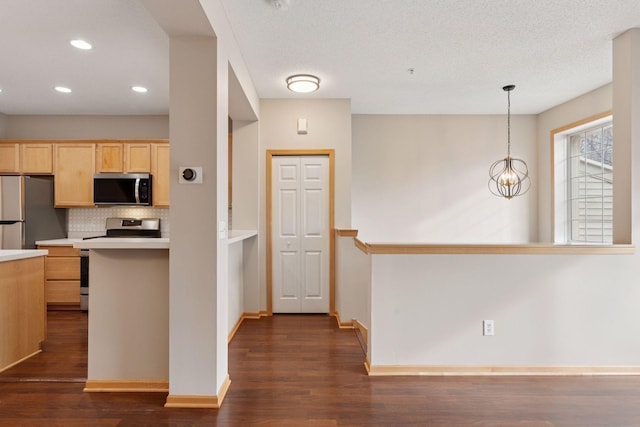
266;149;335;315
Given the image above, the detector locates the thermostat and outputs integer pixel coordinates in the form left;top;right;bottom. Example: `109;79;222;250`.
179;166;203;184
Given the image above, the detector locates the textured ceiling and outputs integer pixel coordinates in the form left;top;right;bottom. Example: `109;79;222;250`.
0;1;639;116
221;0;640;114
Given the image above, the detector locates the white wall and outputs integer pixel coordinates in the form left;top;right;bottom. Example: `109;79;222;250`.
335;233;371;329
370;251;640;367
366;29;640;371
231;120;261;314
260;99;352;227
228;241;243;334
536;84;612;242
0;113;7;138
612;29;640;244
352;115;538;243
5;115;168;139
231;120;259;230
258;99;352;310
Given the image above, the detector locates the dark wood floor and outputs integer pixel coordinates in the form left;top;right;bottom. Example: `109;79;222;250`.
1;312;640;426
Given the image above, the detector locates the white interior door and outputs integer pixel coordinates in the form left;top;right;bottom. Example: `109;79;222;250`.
272;155;329;313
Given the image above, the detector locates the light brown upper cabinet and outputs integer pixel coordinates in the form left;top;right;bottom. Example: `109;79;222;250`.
96;142;152;173
2;139;167;207
125;143;151;173
0;143;20;174
96;143;124;173
21;143;53;174
54;143;96;207
151;143;170;207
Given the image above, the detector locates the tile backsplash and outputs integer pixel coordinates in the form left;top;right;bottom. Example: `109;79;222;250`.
68;207;169;237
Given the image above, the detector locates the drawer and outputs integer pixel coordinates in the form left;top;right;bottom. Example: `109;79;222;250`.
39;245;80;257
46;257;80;280
46;280;80;304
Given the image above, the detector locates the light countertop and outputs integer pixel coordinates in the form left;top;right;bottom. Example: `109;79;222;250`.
39;230;256;250
0;249;48;263
36;238;83;246
228;230;258;244
74;238;170;250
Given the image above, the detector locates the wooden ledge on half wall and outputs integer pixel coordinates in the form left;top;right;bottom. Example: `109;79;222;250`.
335;229;635;255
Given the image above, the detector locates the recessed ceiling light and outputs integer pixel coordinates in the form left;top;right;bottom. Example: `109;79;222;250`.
286;74;320;93
70;39;92;50
55;86;72;93
131;86;148;93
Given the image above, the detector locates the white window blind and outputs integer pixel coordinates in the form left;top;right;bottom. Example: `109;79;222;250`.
567;123;613;243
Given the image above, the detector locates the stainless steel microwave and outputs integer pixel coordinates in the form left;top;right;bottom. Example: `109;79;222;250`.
93;173;152;206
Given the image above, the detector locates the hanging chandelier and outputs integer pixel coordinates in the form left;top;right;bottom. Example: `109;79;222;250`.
488;85;530;199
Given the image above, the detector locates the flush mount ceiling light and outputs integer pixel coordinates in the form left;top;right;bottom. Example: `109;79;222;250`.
488;85;530;199
54;86;72;93
131;86;148;93
70;39;92;50
286;74;320;93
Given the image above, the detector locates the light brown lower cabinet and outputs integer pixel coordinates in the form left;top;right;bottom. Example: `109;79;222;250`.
0;256;46;372
39;245;81;310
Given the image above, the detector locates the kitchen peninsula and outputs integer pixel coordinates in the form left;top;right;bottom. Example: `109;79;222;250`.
72;227;256;393
0;250;48;373
74;238;169;392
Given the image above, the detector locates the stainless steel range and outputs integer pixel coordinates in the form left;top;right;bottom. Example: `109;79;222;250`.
105;217;161;238
80;217;161;310
82;217;162;240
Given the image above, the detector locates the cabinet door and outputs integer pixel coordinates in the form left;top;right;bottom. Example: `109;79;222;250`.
151;143;170;207
22;143;53;174
54;144;95;207
96;143;124;172
125;143;151;172
0;144;20;173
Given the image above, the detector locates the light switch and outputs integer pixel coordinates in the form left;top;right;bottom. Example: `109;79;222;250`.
297;118;308;134
218;221;227;239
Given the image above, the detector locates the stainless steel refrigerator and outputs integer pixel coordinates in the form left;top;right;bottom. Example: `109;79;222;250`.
0;175;67;249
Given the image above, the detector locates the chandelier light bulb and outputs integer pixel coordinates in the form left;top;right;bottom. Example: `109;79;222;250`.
499;169;517;186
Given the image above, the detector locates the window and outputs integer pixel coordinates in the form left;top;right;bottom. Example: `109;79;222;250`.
567;123;613;243
553;113;612;244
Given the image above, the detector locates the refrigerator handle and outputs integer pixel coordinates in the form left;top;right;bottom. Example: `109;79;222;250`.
0;220;24;225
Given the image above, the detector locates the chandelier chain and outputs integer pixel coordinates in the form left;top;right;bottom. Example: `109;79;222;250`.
507;88;511;158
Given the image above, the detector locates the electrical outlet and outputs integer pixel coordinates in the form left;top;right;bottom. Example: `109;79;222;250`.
483;320;494;336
